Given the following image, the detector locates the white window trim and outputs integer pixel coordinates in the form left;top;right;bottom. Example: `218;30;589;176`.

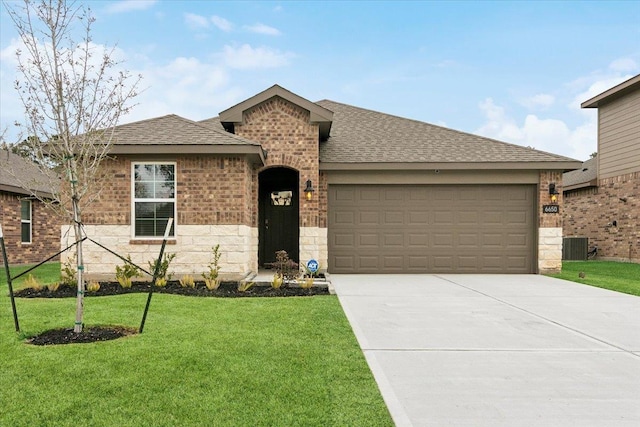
131;161;177;240
21;199;32;244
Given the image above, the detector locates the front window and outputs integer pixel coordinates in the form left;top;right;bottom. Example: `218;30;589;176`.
132;163;176;238
21;200;32;244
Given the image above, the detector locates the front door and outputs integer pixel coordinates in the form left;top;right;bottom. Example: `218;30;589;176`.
259;168;299;266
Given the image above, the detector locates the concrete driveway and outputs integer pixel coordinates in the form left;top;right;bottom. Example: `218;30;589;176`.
331;274;640;426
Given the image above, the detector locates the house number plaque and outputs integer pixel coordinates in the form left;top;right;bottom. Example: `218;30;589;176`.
542;205;560;214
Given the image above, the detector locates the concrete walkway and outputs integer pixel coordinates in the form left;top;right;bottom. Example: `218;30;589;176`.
331;274;640;426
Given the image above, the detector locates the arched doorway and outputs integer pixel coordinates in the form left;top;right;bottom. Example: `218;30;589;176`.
258;167;299;266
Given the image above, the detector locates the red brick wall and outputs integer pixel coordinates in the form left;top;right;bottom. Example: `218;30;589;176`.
84;155;253;227
0;191;61;265
233;96;321;228
563;171;640;262
539;170;563;228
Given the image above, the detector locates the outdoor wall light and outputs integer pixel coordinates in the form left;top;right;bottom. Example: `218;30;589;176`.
304;179;315;201
549;182;559;203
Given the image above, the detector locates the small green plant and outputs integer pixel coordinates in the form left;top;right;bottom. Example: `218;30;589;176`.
298;276;314;290
86;281;101;292
179;274;196;288
271;273;284;290
155;277;167;287
237;281;255;292
24;274;43;291
148;252;176;283
115;255;140;289
47;282;60;292
202;244;222;290
61;254;77;286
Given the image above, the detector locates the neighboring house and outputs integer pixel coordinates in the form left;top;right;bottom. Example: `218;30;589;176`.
75;85;580;279
563;74;640;262
0;149;60;265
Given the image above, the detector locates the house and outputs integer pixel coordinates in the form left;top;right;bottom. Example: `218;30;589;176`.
75;85;580;279
0;149;60;265
563;74;640;262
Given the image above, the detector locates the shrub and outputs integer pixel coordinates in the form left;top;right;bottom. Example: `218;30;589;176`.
115;255;140;289
299;276;314;290
155;277;167;287
179;274;195;288
202;244;222;290
61;254;77;286
47;282;60;292
267;250;299;281
24;274;43;291
271;273;284;290
86;281;101;292
148;252;176;282
237;281;255;292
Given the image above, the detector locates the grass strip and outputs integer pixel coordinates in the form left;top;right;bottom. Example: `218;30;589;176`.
548;261;640;296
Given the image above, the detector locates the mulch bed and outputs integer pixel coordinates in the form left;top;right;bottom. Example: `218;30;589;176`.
13;280;330;298
14;280;329;346
27;326;138;346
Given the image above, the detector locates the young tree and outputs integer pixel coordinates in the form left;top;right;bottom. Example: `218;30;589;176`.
3;0;141;333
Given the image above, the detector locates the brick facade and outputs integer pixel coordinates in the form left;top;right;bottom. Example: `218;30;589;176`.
563;171;640;262
233;96;321;229
0;191;61;265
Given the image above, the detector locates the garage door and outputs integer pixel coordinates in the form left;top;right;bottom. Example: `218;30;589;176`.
328;185;536;273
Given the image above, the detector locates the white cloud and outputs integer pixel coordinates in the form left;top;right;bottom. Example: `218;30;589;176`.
475;98;595;161
105;0;158;14
609;57;638;73
211;16;233;32
244;23;281;36
520;93;555;109
221;44;292;69
184;13;209;30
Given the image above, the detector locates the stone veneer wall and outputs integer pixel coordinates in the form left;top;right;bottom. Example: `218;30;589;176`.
63;224;256;280
538;170;564;273
563;171;640;263
1;191;60;265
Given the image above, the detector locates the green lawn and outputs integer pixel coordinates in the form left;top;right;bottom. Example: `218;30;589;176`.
548;261;640;296
0;261;61;289
1;287;392;426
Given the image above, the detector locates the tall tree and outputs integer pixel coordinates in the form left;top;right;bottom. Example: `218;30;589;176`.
4;0;140;333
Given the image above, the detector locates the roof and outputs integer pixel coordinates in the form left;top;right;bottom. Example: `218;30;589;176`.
218;85;333;140
0;149;56;197
315;100;580;170
562;156;598;191
582;74;640;108
109;114;266;164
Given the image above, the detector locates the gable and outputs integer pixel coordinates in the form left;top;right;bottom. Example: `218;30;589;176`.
219;84;333;140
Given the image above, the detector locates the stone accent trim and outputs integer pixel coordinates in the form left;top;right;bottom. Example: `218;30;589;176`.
299;227;328;271
538;227;562;273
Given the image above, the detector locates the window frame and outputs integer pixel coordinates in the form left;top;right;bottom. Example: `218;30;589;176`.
20;199;32;244
131;161;177;240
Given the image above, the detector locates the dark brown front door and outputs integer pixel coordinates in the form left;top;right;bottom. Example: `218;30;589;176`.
259;168;299;266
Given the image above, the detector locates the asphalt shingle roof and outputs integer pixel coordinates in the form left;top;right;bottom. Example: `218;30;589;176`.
0;149;56;196
563;156;598;188
315;100;578;164
111;114;260;147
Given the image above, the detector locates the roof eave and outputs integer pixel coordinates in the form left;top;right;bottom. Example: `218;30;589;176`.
109;145;266;166
581;74;640;108
0;183;55;199
320;161;583;171
562;179;598;192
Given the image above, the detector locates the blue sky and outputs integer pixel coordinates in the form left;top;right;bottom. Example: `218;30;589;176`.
1;0;639;160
